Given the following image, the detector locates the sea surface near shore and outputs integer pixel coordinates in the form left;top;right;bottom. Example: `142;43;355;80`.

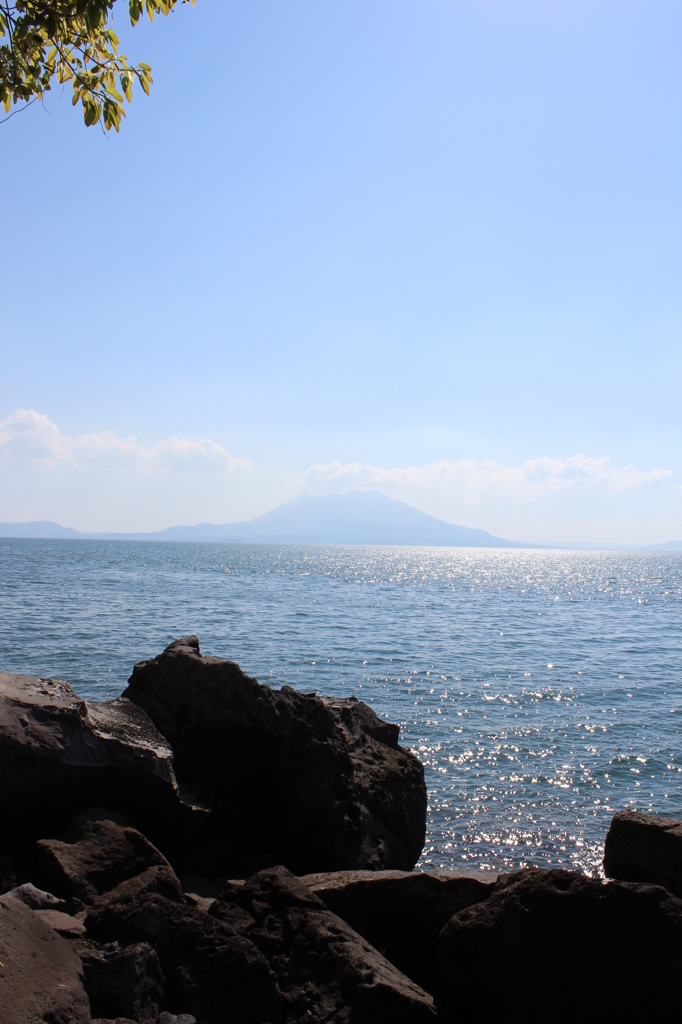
1;539;680;876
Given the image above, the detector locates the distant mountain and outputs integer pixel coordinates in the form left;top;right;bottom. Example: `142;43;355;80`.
0;491;524;547
0;520;82;539
645;540;682;551
156;492;523;546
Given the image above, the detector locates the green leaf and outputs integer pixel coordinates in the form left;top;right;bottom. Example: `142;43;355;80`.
129;0;144;26
0;0;195;131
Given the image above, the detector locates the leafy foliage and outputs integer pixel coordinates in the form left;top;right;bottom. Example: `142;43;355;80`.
0;0;194;131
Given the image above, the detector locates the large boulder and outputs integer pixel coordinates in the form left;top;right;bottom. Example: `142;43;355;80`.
0;892;91;1024
302;868;499;984
604;808;682;896
85;879;282;1024
76;939;165;1024
30;809;172;904
123;636;427;874
211;866;440;1023
87;863;186;913
439;868;682;1021
0;671;206;855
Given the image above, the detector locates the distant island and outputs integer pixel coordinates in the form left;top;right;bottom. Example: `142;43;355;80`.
0;491;526;547
2;491;680;549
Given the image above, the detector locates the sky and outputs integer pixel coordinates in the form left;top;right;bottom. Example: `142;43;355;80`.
1;0;681;545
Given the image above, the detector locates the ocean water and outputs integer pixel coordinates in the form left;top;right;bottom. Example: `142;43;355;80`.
1;539;680;876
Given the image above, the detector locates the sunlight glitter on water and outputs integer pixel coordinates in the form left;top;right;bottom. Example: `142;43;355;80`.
1;541;680;876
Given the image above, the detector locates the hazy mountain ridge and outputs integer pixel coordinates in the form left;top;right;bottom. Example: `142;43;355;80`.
0;491;523;547
2;492;680;548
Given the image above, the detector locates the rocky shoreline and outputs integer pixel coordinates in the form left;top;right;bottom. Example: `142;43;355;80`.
1;636;681;1023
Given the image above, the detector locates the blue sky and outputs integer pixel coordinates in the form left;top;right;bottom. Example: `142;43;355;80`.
1;0;681;543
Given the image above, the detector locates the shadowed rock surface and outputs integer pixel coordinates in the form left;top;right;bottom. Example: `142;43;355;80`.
604;808;682;897
0;643;454;1020
76;939;165;1024
30;809;172;904
123;636;427;875
439;868;682;1022
302;868;500;987
91;1019;138;1024
0;892;91;1024
0;671;206;854
88;863;186;913
85;884;282;1024
211;866;440;1023
6;640;682;1022
0;852;16;894
6;880;66;910
35;907;87;937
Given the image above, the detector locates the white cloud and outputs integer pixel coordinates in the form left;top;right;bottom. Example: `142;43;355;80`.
0;409;249;473
0;409;672;511
302;454;672;494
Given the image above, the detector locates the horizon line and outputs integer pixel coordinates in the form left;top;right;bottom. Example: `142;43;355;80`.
0;520;679;553
0;490;679;551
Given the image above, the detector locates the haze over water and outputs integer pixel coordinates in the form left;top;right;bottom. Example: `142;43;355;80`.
2;539;680;876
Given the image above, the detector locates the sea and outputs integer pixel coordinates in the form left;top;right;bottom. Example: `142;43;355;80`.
1;539;680;877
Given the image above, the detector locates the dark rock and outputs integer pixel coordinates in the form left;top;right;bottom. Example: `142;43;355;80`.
0;852;16;894
31;808;172;904
76;939;165;1024
302;868;498;986
6;880;66;910
181;873;220;899
604;808;682;896
123;636;427;874
6;879;88;937
185;893;216;913
89;864;186;913
0;892;91;1023
35;907;87;937
0;671;207;855
85;885;281;1024
92;1019;138;1024
158;1014;197;1024
211;865;439;1023
439;867;682;1021
182;874;219;913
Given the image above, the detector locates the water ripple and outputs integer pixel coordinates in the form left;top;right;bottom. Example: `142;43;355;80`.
1;540;680;875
